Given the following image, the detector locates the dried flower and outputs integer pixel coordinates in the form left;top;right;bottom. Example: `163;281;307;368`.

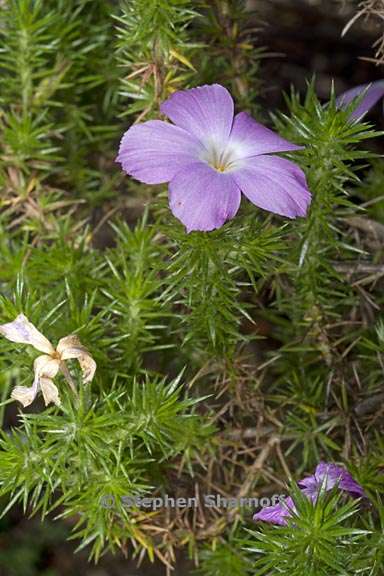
116;84;311;232
0;314;96;408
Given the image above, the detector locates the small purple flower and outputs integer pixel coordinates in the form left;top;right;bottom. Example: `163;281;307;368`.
336;80;384;120
298;462;366;499
253;461;365;526
116;84;311;232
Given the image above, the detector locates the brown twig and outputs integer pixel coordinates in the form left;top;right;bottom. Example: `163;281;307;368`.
195;434;280;540
344;216;384;241
332;261;384;279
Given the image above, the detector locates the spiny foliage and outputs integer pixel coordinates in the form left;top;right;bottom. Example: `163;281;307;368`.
115;0;201;117
242;488;367;576
162;213;284;357
0;0;383;574
0;374;211;561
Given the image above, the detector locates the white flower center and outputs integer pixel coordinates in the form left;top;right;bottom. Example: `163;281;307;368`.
200;140;243;173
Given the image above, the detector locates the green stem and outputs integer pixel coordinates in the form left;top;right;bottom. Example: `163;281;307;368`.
0;374;13;428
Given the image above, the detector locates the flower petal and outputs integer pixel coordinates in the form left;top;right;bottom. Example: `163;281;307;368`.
253;497;296;526
57;335;96;383
297;475;318;498
11;378;40;408
40;377;61;407
11;355;60;408
34;354;60;379
0;314;54;354
229;112;303;157
168;162;241;232
232;155;311;218
161;84;234;146
336;80;384;120
298;462;366;500
314;462;366;498
116;120;202;184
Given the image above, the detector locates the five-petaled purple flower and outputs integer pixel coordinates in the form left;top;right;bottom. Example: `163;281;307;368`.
254;462;366;526
116;84;312;232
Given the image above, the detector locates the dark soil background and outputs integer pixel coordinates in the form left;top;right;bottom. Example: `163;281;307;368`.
0;1;383;575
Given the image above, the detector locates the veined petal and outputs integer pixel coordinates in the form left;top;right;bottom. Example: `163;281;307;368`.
336;80;384;120
297;475;318;498
253;497;296;526
116;120;202;184
314;462;365;498
169;162;241;232
40;377;61;407
298;462;366;500
0;314;54;354
232;155;311;218
161;84;234;146
57;335;96;383
228;112;303;158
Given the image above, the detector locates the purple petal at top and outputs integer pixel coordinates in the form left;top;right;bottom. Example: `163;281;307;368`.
316;462;366;498
299;462;366;499
160;84;234;146
336;80;384;120
229;112;303;158
253;497;296;526
168;161;241;232
116;120;202;184
232;155;311;219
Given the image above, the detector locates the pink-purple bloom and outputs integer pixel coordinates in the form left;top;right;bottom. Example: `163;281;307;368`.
336;80;384;120
298;461;365;499
253;462;366;526
116;84;311;232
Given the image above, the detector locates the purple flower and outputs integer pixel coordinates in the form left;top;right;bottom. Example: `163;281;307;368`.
116;84;311;232
253;461;365;526
336;80;384;120
298;462;366;499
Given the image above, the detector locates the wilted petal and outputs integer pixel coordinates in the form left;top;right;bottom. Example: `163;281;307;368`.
232;155;311;218
57;335;96;383
336;80;384;120
253;497;296;526
116;120;202;184
40;377;61;407
34;354;60;379
229;112;303;158
161;84;234;146
0;314;54;354
11;376;40;408
168;161;241;232
11;355;59;408
77;355;97;383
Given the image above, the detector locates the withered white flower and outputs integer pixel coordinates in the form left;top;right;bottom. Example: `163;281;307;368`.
0;314;96;408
